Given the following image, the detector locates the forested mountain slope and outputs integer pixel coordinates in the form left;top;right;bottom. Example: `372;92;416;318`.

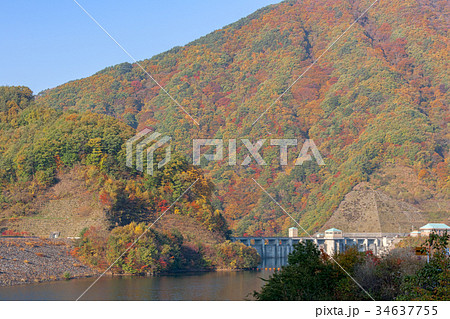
1;86;264;272
0;86;228;239
36;0;449;235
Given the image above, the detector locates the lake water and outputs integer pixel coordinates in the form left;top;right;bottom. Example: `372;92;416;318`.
0;258;286;301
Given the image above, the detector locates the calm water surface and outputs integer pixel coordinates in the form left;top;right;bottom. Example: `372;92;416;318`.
0;259;286;301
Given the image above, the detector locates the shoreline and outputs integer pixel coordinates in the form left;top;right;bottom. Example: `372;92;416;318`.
0;237;261;287
0;237;98;287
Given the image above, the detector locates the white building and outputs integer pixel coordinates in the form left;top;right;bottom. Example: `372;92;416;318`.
410;230;421;237
419;223;450;236
324;228;343;239
323;228;344;255
288;227;298;238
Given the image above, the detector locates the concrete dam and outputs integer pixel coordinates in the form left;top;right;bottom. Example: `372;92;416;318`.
231;229;406;258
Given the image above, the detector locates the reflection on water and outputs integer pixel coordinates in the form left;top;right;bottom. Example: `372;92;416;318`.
0;270;274;301
0;258;289;301
258;257;288;270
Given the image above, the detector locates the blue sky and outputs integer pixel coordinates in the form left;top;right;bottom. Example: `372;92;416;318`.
0;0;279;94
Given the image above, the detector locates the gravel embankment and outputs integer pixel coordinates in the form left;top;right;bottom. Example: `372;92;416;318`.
0;238;97;286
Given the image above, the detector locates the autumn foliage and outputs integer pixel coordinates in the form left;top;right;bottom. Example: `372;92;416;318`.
32;0;449;235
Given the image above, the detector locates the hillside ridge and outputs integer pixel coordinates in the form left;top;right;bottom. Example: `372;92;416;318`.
29;0;450;235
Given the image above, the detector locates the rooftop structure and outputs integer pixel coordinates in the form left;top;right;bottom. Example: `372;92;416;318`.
324;228;343;239
410;230;421;237
419;223;450;236
288;227;298;238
